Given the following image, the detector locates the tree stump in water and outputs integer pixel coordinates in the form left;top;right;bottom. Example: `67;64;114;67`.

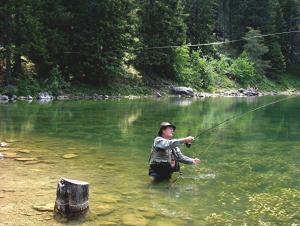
54;178;89;218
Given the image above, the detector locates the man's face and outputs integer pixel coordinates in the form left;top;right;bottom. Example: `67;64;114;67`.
162;127;174;139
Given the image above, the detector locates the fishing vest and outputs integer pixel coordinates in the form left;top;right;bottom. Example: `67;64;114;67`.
149;146;172;164
149;146;180;172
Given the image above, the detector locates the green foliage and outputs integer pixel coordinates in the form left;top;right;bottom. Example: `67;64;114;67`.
242;28;270;73
46;65;70;96
174;46;193;83
266;39;286;76
229;55;257;84
137;0;187;79
0;0;299;92
185;0;217;54
174;47;213;89
190;51;214;89
16;73;41;96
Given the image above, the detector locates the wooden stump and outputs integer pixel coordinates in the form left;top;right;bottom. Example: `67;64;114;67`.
54;178;89;218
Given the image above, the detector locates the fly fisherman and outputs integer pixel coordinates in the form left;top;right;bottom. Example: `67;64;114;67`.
148;122;201;181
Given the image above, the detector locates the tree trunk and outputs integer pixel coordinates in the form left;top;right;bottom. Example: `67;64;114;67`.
54;178;89;218
13;52;22;77
5;48;12;86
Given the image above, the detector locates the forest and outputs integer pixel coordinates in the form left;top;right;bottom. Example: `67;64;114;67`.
0;0;299;96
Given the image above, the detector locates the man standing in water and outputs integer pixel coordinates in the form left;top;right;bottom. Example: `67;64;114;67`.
149;122;200;181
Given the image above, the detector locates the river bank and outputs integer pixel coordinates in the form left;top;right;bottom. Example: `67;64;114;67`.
0;87;300;103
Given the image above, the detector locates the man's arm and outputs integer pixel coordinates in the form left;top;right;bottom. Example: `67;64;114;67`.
172;147;195;164
154;136;194;150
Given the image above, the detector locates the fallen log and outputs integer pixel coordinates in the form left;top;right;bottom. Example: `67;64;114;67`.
54;178;89;218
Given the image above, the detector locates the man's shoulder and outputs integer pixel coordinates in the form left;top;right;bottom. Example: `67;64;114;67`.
154;136;165;142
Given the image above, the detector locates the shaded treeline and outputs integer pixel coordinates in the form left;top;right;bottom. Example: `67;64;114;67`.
0;0;299;90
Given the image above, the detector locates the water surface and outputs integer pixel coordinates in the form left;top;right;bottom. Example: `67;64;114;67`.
0;96;299;225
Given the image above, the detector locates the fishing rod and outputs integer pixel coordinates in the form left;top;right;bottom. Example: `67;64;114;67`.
185;95;297;148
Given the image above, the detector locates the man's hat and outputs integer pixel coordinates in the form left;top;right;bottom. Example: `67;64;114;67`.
158;122;176;136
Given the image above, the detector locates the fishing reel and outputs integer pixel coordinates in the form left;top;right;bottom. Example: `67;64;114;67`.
186;143;192;148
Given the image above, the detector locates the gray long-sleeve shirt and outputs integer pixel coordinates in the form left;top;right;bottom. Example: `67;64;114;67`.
149;137;194;165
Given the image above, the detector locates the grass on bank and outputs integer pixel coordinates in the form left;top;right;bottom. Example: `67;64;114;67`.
1;62;299;97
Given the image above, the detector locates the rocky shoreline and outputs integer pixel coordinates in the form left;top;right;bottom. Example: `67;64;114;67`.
0;87;299;103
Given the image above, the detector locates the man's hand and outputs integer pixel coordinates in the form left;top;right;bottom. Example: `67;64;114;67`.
193;158;201;165
183;136;194;144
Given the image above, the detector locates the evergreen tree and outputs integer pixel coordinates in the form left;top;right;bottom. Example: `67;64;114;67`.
0;0;47;82
65;0;136;84
185;0;217;54
242;28;270;73
225;0;286;74
138;0;187;79
278;0;300;63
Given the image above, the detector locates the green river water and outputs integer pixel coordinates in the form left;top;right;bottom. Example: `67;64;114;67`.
0;96;299;225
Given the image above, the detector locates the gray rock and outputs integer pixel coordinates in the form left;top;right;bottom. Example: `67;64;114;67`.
18;96;26;100
57;95;70;100
10;95;17;100
238;87;259;96
171;86;194;97
37;92;53;100
0;95;9;100
27;95;33;100
155;91;162;98
92;93;100;99
0;153;4;160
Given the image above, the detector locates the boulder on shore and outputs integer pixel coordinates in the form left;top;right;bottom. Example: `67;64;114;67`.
37;92;53;100
0;95;9;100
171;86;195;97
238;88;259;96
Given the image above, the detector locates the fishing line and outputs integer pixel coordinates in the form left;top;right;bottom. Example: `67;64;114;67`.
190;95;298;144
146;30;300;50
170;95;298;186
64;30;300;54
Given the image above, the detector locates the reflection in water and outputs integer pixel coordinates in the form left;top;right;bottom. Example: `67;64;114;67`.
37;99;52;104
173;98;194;107
0;96;299;225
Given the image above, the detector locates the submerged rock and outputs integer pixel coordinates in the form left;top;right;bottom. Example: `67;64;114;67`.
0;147;11;151
15;157;37;161
153;221;180;226
97;222;118;226
94;204;115;216
24;160;42;165
3;152;19;158
140;209;157;219
0;142;9;147
62;153;78;159
16;149;31;154
98;194;121;203
32;203;54;212
121;214;148;226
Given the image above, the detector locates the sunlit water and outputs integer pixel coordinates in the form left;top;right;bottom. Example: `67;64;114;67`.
0;96;299;225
